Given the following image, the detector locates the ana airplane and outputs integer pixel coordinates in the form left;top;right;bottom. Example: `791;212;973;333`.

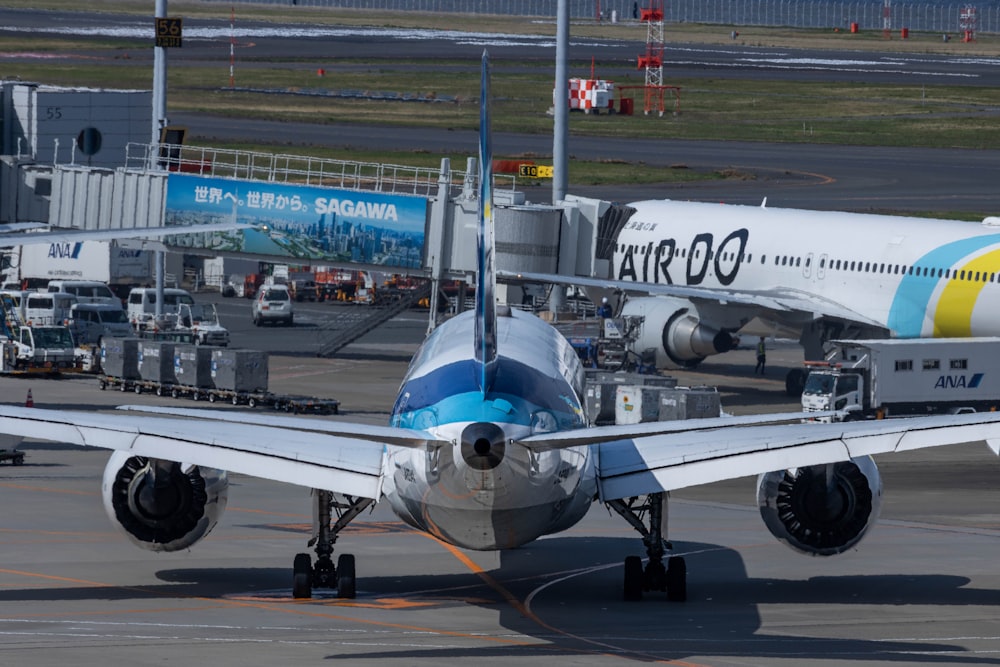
0;221;248;248
0;54;999;603
503;200;1000;393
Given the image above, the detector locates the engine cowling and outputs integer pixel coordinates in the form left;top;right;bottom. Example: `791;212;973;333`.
621;296;737;367
756;455;882;556
102;451;229;552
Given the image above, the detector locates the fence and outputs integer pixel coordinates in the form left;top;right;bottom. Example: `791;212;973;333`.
212;0;1000;34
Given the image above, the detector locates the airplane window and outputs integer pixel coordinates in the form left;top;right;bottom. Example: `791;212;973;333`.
850;261;856;271
835;260;841;270
960;270;966;280
805;257;811;267
864;262;871;272
819;258;825;268
976;271;982;281
780;257;786;266
761;255;766;264
795;257;801;267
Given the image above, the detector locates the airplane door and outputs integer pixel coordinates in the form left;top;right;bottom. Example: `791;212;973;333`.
817;253;827;280
803;252;814;279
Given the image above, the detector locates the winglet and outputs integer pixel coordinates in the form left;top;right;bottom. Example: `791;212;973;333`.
475;50;498;394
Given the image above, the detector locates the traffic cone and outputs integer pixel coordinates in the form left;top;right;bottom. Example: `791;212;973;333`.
25;389;33;408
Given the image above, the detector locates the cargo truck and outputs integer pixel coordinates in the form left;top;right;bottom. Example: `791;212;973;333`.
801;338;1000;422
11;240;153;291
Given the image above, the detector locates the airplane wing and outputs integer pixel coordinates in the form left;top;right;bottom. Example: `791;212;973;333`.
517;411;837;450
116;405;451;449
499;269;885;329
0;222;250;248
592;411;1000;501
0;405;411;499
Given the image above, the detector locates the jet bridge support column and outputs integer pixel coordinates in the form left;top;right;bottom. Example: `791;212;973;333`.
424;158;454;334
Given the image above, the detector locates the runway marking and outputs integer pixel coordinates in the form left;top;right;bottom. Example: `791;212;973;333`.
425;532;711;665
0;482;94;496
0;565;560;652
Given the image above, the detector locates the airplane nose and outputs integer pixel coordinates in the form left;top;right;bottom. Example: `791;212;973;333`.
460;422;506;470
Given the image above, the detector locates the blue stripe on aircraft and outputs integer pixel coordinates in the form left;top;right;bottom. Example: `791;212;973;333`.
391;358;584;429
886;234;1000;337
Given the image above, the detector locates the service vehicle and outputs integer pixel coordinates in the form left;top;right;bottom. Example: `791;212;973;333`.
69;303;132;346
23;291;77;326
47;280;121;307
0;325;78;374
251;285;294;326
126;287;195;331
801;338;1000;422
97;340;337;413
175;302;230;346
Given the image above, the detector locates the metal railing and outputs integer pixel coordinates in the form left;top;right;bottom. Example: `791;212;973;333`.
125;143;464;198
209;0;1000;34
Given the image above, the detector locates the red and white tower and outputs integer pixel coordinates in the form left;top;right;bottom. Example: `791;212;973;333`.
637;0;665;116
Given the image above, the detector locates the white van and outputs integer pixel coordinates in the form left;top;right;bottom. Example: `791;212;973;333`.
126;287;195;330
69;303;133;345
24;291;77;326
47;280;120;307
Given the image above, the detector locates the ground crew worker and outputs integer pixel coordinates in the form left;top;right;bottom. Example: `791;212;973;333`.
596;297;612;318
754;336;767;375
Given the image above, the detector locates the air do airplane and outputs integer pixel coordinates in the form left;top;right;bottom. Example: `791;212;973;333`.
1;54;1000;603
505;199;1000;393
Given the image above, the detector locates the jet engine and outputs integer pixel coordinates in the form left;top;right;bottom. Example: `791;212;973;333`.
621;296;737;367
102;451;229;552
757;456;882;556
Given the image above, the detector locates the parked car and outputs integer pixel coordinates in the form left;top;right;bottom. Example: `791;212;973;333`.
252;285;294;326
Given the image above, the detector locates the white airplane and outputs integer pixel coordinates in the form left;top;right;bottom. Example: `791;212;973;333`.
504;200;1000;392
0;54;999;603
0;221;248;248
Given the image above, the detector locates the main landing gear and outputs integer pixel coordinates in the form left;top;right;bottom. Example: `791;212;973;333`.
292;490;374;599
607;492;687;602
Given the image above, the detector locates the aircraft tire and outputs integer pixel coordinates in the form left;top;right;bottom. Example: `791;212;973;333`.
623;555;643;601
666;556;687;602
292;552;313;599
337;554;356;599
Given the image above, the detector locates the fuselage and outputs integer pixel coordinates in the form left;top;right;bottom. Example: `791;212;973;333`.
614;200;1000;338
383;307;594;550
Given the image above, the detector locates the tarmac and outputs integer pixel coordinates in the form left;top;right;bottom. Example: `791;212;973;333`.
0;336;999;666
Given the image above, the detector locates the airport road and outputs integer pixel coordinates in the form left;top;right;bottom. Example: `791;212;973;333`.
1;336;1000;665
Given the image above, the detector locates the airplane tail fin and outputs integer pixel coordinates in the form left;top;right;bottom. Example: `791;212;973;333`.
475;50;498;394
